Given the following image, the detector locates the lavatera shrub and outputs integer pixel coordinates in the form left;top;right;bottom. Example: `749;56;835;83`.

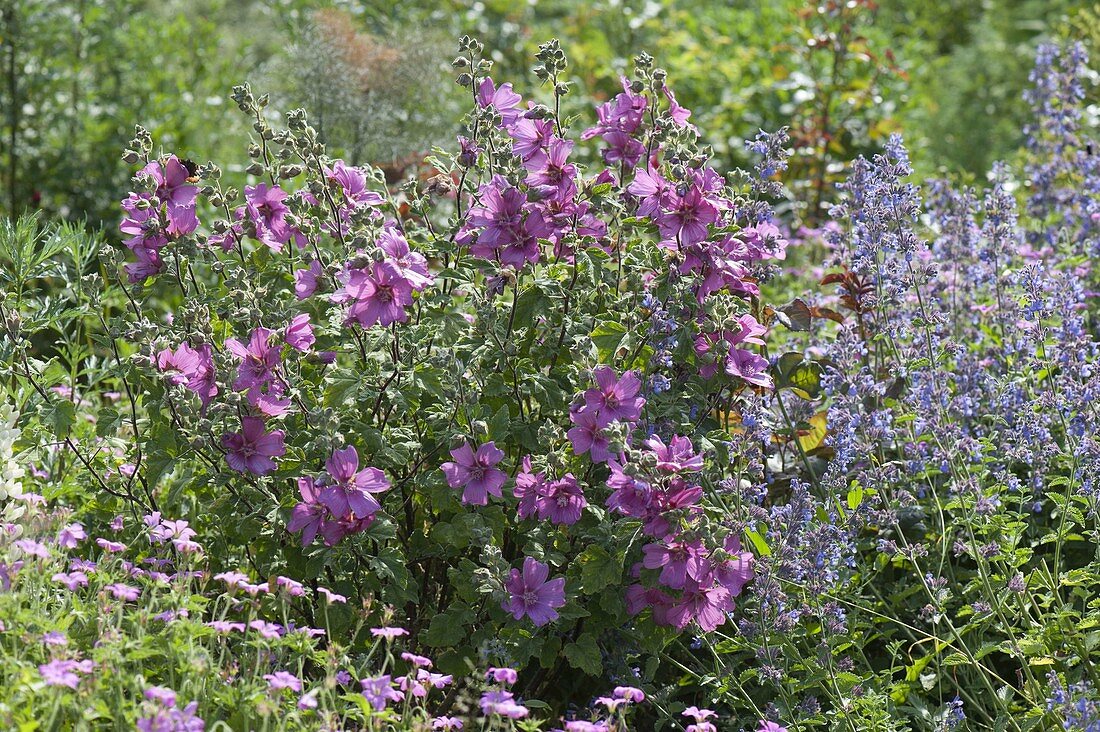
108;38;789;697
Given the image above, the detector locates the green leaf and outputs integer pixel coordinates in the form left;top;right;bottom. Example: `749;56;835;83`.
576;545;622;595
590;321;627;362
38;399;76;436
424;607;473;647
847;482;864;510
563;631;602;675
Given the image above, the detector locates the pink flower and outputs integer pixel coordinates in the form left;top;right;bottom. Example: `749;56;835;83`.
480;689;529;719
370;626;409;639
244;183;292;251
725;348;773;389
52;570;88;591
758;722;788;732
477;78;523;127
642;537;708;590
441;441;507;506
340;261;415;328
361;675;404;711
512;456;545;519
156;342;218;407
583;367;644;424
502;557;566;627
222;417;285;475
224;327;281;391
566;407;612;462
39;658;94;688
276;576;305;596
137;155;199;236
317;446;390;519
643;435;703;473
13;539;49;558
614;686;645;703
105;583;140;601
295;260;323;300
285;314;315;352
460;175;551;268
668;577;734;632
486;667;518;685
401;652;433;668
378;227;433;291
249;620;284;639
317;586;347;604
684;707;717;723
713;536;754;597
534;474;587;525
264;671;302;693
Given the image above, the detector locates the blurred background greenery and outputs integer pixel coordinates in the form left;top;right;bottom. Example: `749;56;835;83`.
1;0;1095;230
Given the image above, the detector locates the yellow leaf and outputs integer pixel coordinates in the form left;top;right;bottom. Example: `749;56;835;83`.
797;411;829;453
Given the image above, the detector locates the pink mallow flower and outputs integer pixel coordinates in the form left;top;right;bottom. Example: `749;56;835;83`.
285;313;315;352
503;557;566;627
339;261;414;328
441;441;507;506
221;417;285;475
534;474;587;525
583;366;644;424
156;342;218;407
317;446;390;520
224;327;281;391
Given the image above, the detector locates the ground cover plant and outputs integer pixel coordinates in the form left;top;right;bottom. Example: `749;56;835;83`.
1;10;1099;732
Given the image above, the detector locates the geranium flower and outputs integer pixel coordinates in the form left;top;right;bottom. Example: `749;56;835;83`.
264;671;302;693
502;556;566;627
480;689;529;719
38;658;95;689
486;667;518;685
361;675;403;711
221;417;285;475
52;570;88;591
370;626;409;639
441;441;507;506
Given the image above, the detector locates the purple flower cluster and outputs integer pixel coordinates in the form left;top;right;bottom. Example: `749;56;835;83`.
119;156;198;282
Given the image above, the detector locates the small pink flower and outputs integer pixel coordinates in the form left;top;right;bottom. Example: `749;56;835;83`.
264;671;302;693
370;626;408;639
